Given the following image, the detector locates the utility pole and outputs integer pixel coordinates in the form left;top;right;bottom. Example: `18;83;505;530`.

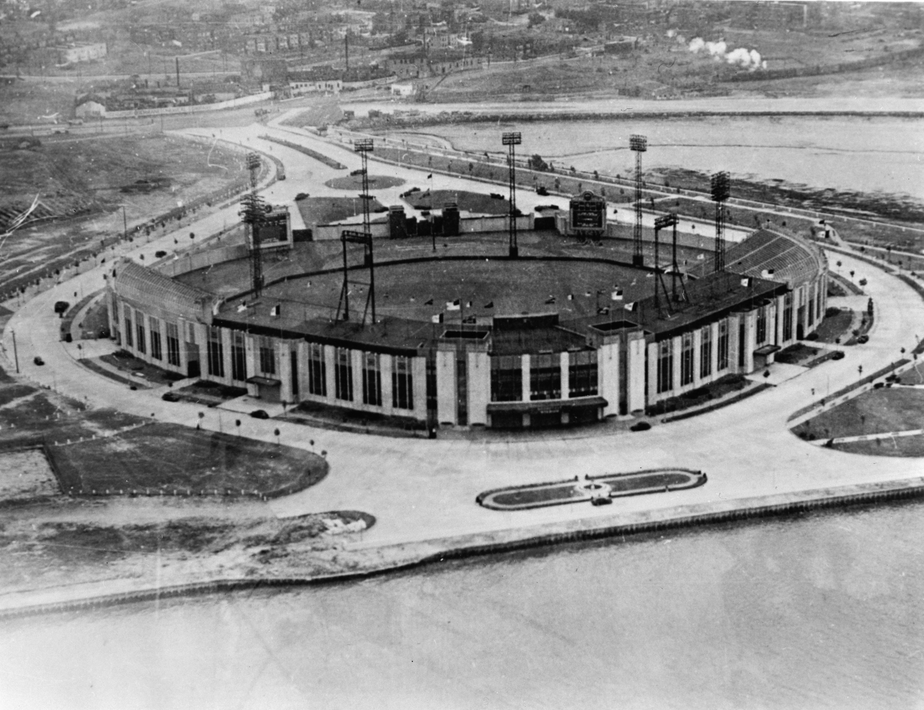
11;329;19;373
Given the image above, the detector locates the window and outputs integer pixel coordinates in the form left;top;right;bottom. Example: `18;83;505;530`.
756;307;767;345
207;327;224;378
490;355;522;402
657;340;673;394
258;336;276;376
335;347;353;401
568;351;598;397
738;320;746;367
290;349;299;398
530;353;561;401
362;352;382;407
783;293;793;341
308;343;326;396
135;313;146;355
149;316;162;361
124;307;133;348
392;356;414;410
231;332;246;382
681;334;694;387
700;326;712;379
166;322;180;367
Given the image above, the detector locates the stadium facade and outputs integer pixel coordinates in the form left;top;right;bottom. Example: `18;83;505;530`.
107;204;827;430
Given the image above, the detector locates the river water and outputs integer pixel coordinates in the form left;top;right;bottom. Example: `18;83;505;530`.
384;116;924;202
4;501;924;709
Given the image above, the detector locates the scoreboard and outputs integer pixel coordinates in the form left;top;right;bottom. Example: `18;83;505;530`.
569;191;606;235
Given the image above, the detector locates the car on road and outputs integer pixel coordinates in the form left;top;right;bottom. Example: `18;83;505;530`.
630;421;651;432
591;496;612;506
857;334;870;344
536;186;549;196
295;192;310;201
33;356;44;366
249;409;270;419
831;351;845;360
161;391;181;402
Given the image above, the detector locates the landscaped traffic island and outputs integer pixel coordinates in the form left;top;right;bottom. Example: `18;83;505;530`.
477;469;706;511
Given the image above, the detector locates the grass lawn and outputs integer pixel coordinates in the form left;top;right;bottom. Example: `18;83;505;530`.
295;196;387;227
325;174;405;191
100;350;185;385
598;471;694;493
776;343;822;366
46;423;327;496
813;308;855;344
897;366;924;386
405;189;510;215
490;484;580;508
174;380;247;405
793;388;924;441
646;374;749;416
834;435;924;458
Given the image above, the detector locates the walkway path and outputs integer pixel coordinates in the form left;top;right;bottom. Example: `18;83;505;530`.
2;122;924;554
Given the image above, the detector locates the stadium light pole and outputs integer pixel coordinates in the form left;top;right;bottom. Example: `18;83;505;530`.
711;171;730;273
502;131;521;258
353;138;375;323
630;134;647;267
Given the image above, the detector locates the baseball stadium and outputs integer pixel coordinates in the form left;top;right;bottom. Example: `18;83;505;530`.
106;144;828;431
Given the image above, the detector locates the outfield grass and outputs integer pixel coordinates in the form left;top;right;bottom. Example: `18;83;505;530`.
405;189;510;215
295;196;387;226
793;388;924;441
46;423;327;497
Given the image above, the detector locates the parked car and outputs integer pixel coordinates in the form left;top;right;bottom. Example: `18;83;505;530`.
161;391;181;402
591;496;612;506
857;334;870;344
831;351;845;360
250;409;270;419
33;356;44;366
536;186;549;196
154;250;167;258
295;192;310;201
630;421;651;432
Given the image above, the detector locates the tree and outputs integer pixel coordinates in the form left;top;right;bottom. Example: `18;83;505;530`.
528;12;546;28
529;154;549;171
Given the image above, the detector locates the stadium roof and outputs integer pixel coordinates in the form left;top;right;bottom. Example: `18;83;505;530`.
687;228;826;289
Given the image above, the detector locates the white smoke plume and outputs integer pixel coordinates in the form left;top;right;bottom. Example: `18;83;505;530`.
688;37;765;70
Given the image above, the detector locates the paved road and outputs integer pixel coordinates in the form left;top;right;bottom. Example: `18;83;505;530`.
3;120;924;552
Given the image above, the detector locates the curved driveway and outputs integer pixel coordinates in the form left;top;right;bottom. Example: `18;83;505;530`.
3;119;924;550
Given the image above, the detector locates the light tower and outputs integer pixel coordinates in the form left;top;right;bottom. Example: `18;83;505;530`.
711;171;730;273
336;138;377;325
240;152;266;297
630;134;647;267
502;131;521;258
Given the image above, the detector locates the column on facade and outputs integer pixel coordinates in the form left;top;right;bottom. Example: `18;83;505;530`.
435;348;456;425
776;294;786;346
380;353;394;415
323;344;336;402
412;355;427;420
520;354;531;402
646;341;658;404
295;341;310;404
670;335;682;395
741;310;756;373
194;323;209;379
625;332;646;413
560;352;570;400
598;338;620;418
710;321;720;376
220;327;233;384
278;340;293;404
350;349;363;406
467;351;489;426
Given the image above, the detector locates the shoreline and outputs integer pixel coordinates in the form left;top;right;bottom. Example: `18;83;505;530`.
3;474;924;621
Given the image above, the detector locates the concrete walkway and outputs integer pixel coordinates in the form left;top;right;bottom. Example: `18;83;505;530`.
3;123;924;554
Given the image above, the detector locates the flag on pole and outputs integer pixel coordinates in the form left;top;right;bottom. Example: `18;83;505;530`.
236;302;248;313
431;312;443;324
585;291;592;297
484;301;494;308
545;295;556;305
467;300;473;308
611;288;623;301
624;302;636;312
427;173;432;179
446;299;461;311
567;293;574;301
270;304;281;317
424;298;434;305
741;277;751;288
